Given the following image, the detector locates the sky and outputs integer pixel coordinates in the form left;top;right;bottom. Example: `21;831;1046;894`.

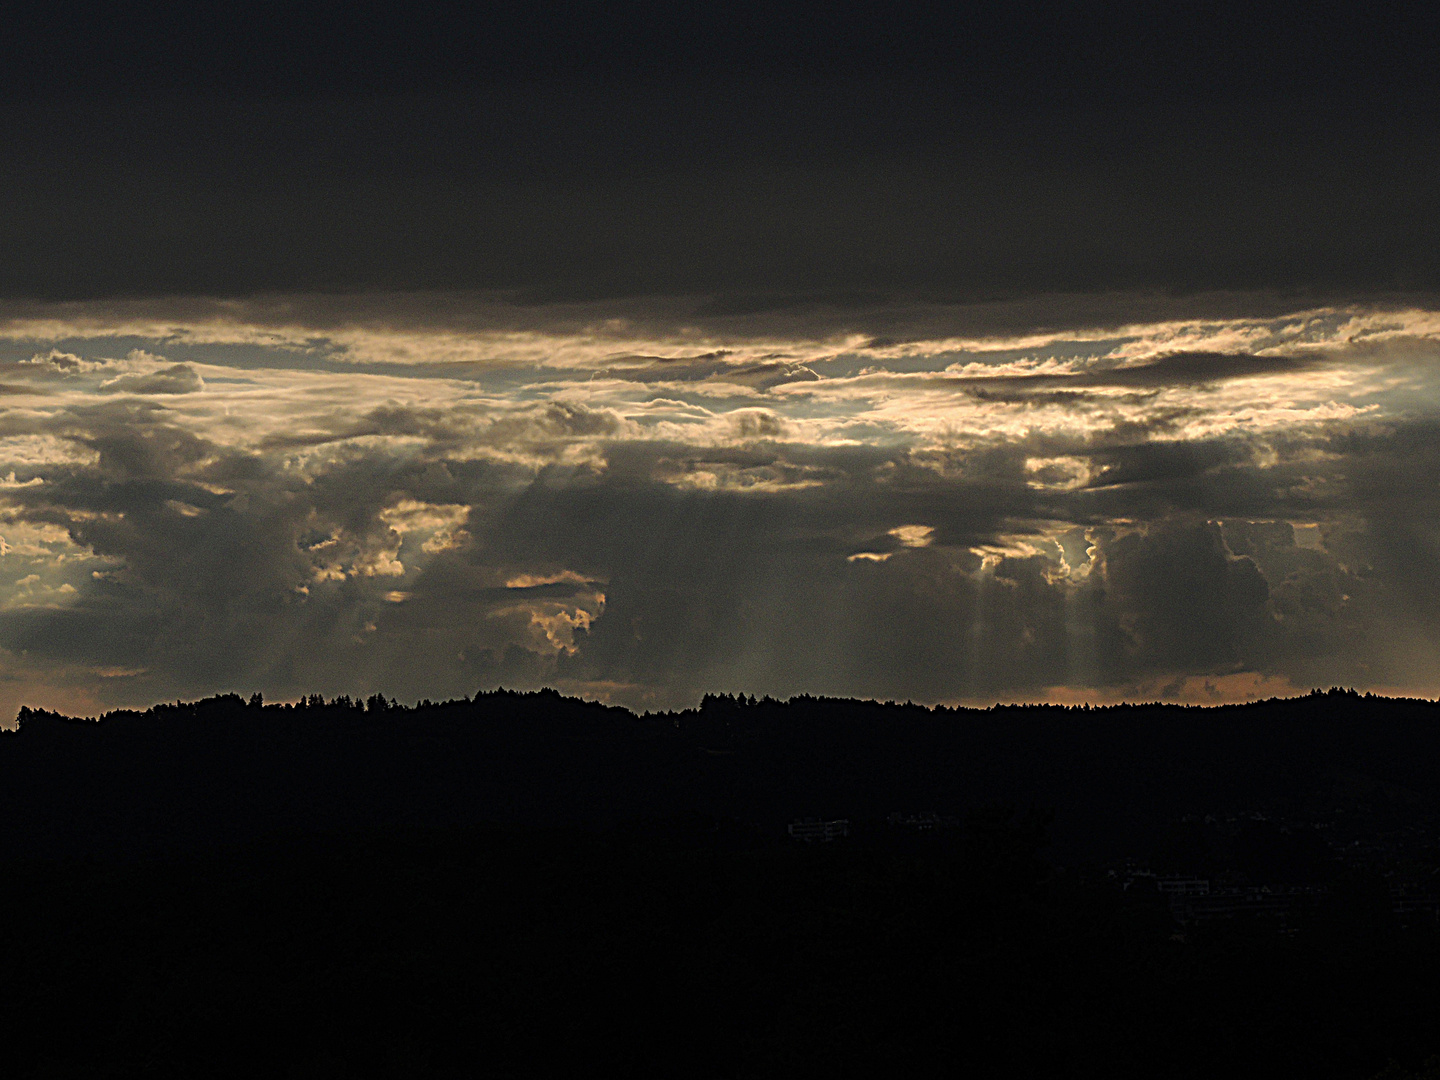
2;2;1439;716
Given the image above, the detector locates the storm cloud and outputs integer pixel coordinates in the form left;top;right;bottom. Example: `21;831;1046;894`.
0;298;1433;716
2;2;1440;304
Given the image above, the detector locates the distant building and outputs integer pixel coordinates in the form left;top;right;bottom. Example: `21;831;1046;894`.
1391;883;1440;925
789;818;850;842
1120;866;1155;891
1157;878;1210;897
1169;886;1317;926
887;811;944;831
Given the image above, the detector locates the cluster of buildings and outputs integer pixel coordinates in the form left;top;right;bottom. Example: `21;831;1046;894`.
1115;867;1327;926
788;818;851;842
1113;863;1440;928
787;811;961;842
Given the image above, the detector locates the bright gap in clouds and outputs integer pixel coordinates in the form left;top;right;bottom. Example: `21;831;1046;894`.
0;294;1437;719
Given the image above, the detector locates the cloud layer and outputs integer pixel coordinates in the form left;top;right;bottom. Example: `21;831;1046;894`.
0;295;1437;716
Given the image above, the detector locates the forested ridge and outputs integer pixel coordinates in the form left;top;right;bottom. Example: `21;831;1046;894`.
6;686;1440;861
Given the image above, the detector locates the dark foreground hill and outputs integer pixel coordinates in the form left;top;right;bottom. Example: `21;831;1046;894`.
5;688;1440;1078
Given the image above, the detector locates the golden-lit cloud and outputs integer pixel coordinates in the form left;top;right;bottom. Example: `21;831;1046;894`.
0;292;1437;713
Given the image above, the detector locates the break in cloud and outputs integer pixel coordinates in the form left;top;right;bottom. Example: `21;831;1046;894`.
0;292;1437;718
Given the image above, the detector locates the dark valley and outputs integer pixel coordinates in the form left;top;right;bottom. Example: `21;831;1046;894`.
5;689;1440;1077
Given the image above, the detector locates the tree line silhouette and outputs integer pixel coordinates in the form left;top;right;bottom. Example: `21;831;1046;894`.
7;685;1440;862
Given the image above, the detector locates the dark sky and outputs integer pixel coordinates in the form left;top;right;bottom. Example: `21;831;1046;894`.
0;3;1438;716
4;2;1440;300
